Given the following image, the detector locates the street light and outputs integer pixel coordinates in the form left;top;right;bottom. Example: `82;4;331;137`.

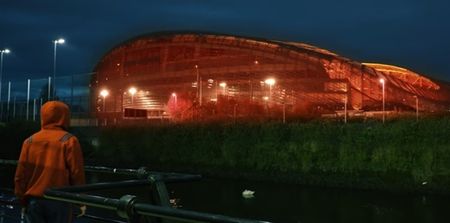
265;78;276;101
171;92;177;107
194;65;203;106
128;87;137;105
219;82;227;95
52;38;65;99
0;48;11;120
100;89;109;112
379;78;385;123
413;95;419;121
250;60;259;100
344;95;348;124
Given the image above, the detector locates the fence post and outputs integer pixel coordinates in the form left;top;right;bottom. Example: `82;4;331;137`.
33;98;36;121
47;76;51;101
70;74;74;108
26;79;30;121
13;96;16;119
7;81;10;120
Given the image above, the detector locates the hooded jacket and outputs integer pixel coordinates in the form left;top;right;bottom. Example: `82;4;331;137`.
14;101;85;201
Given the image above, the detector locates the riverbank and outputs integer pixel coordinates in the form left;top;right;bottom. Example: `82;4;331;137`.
2;117;450;194
91;117;450;194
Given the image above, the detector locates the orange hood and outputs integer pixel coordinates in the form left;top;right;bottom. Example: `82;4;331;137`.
40;101;70;130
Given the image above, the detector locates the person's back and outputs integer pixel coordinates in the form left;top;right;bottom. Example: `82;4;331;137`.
14;101;85;223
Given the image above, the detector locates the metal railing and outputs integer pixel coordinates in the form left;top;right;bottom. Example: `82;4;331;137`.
0;193;126;223
0;159;271;223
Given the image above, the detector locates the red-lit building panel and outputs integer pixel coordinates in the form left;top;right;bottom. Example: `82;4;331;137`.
92;31;450;121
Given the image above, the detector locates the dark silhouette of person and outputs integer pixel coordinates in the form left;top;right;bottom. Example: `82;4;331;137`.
14;101;86;222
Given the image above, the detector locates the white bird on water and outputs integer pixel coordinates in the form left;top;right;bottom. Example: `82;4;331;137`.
242;189;255;198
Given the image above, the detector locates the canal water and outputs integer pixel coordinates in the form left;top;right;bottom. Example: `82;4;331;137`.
2;166;450;223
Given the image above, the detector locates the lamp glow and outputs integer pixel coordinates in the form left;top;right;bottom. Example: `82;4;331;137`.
100;89;109;98
265;78;276;86
128;87;137;95
55;38;65;44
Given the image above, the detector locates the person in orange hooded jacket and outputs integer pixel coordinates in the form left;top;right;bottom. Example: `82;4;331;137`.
14;101;86;223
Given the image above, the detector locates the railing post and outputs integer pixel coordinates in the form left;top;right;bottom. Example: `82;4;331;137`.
117;195;138;223
147;174;174;223
148;175;171;207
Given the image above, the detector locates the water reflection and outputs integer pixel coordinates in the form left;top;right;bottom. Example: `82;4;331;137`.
2;167;450;223
173;178;450;223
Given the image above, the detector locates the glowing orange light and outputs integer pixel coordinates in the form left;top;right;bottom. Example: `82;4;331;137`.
128;87;137;95
265;78;276;86
100;89;109;98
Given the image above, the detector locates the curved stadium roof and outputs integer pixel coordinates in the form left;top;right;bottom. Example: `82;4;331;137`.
92;31;450;120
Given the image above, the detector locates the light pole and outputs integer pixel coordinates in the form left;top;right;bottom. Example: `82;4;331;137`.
265;78;276;102
379;78;385;123
7;81;11;120
0;48;10;120
26;79;30;121
263;96;269;114
344;95;348;124
53;38;65;99
171;92;177;108
128;87;137;105
251;60;258;100
219;82;227;95
195;65;203;106
100;89;109;126
413;95;419;121
100;89;109;112
215;81;218;100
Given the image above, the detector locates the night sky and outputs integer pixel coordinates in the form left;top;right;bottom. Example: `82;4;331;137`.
1;0;450;83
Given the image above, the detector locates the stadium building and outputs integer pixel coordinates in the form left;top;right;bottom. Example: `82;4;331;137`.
92;31;450;122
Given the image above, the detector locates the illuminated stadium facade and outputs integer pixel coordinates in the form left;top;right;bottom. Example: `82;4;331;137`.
92;31;450;122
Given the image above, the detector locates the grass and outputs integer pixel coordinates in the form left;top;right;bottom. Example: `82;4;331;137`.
2;116;450;193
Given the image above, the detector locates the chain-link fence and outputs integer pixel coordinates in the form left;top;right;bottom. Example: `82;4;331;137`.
0;73;93;123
